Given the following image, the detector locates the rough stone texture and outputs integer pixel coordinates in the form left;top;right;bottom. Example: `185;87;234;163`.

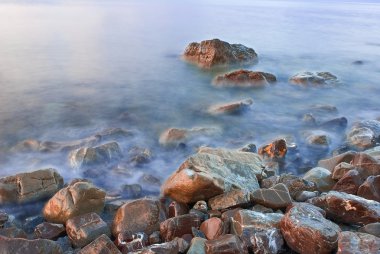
289;71;338;86
294;191;319;202
358;175;380;202
309;191;380;225
359;222;380;237
200;217;224;240
352;152;380;178
34;222;65;240
208;190;251;210
0;235;63;254
168;201;189;218
66;212;110;248
77;234;121;254
69;142;123;169
347;127;376;150
303;167;336;192
43;180;106;224
332;169;364;194
213;70;276;88
162;147;263;204
280;203;341;254
205;234;248;254
0;227;27;238
208;98;253;115
160;214;201;241
251;183;292;209
231;210;283;235
112;198;166;237
116;232;148;253
0;168;63;204
187;237;207;254
318;151;357;171
258;139;287;160
183;39;258;68
337;231;380;254
332;162;356;180
251;229;284;254
159;127;219;147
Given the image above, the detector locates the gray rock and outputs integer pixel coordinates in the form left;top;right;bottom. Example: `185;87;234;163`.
294;191;319;202
187;237;206;254
289;71;338;87
359;222;380;238
337;231;380;254
303;167;336;192
0;235;63;254
347;127;376;149
250;183;292;209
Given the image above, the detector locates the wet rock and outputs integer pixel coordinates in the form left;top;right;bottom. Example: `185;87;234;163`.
193;201;208;213
189;209;209;222
294;191;319;202
0;235;63;254
69;141;123;169
332;169;364;194
149;231;161;245
251;204;274;214
213;70;276;88
250;228;284;254
160;214;201;241
162;147;262;203
239;143;257;153
43;180;106;224
0;227;27;238
231;210;283;235
280;203;341;254
208;210;222;218
192;227;207;238
347;127;376;149
116;232;149;253
208;190;250;211
159;127;219;147
200;217;224;240
0;168;63;204
353;119;380;137
34;222;65;240
309;191;380;225
351;152;380;178
289;71;338;87
305;133;330;148
78;234;121;254
357;175;380;202
187;237;206;254
332;162;356;180
168;201;189;218
138;174;161;186
183;39;258;68
128;147;152;165
318;151;357;171
258;139;287;160
204;234;248;254
121;184;143;199
303;167;336;192
319;117;348;131
208;98;253;115
0;211;8;228
337;231;380;254
250;183;292;209
359;222;380;237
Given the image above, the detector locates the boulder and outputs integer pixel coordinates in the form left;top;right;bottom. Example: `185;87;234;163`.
160;214;201;241
337;231;380;254
332;162;356;180
159;127;219;147
289;71;338;87
347;127;376;149
213;70;276;88
204;234;248;254
43;180;106;224
351;153;380;178
319;117;348;131
309;191;380;225
250;183;292;209
359;222;380;237
187;237;206;254
357;175;380;202
162;147;263;203
183;39;258;68
34;222;65;240
208;190;250;211
0;169;63;204
200;217;224;240
280;203;341;254
0;235;63;254
208;98;253;115
318;151;357;171
77;234;121;254
303;167;336;192
332;169;364;194
258;139;287;160
168;201;189;218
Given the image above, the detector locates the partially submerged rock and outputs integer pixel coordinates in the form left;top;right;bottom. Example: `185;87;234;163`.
208;98;253;115
258;139;287;160
213;70;276;88
289;71;338;87
159;127;219;147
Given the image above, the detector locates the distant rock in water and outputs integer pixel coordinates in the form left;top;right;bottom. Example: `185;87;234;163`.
213;70;276;88
182;39;258;69
289;71;338;87
159;127;220;147
346;120;380;150
208;98;253;115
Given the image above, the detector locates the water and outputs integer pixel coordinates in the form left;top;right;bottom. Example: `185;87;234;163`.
0;0;380;195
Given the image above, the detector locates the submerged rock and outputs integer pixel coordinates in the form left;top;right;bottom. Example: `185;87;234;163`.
289;71;338;87
159;127;219;147
208;98;253;115
337;231;380;254
183;39;258;68
0;235;63;254
213;70;276;88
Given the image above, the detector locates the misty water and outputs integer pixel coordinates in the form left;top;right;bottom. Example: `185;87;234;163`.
0;0;380;205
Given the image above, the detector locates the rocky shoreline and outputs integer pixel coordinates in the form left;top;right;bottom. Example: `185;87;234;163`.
0;39;379;254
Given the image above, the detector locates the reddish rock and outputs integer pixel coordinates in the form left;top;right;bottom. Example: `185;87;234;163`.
200;218;224;240
332;169;364;194
116;232;148;253
358;175;380;202
34;222;65;240
289;71;338;87
337;231;380;254
258;139;287;160
318;151;357;171
280;203;341;254
0;235;63;254
78;234;121;254
159;127;218;147
0;227;27;238
205;234;248;254
168;201;189;218
213;70;276;88
332;162;356;180
208;190;250;211
352;153;380;178
250;183;292;209
208;98;253;115
160;214;202;241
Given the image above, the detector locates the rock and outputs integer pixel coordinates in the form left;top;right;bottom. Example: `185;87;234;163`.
34;222;65;240
204;234;248;254
318;151;357;171
352;153;380;178
319;117;348;131
189;209;209;222
77;234;121;254
187;237;207;254
200;217;224;240
139;174;161;186
66;212;110;248
309;191;380;225
289;71;338;86
302;113;317;126
332;162;356;180
258;139;287;160
162;147;262;203
359;222;380;237
193;201;208;213
332;169;364;194
303;167;336;192
149;231;161;245
213;70;276;88
208;210;222;218
116;231;149;253
43;180;106;224
159;127;219;147
294;191;319;202
365;145;380;160
160;214;201;241
280;203;341;254
143;238;181;254
69;142;123;169
0;227;27;238
305;133;330;148
24;216;45;234
0;168;63;204
192;227;207;238
352;119;380;137
208;98;253;115
251;228;284;254
309;104;338;114
56;236;73;253
121;184;143;199
208;190;250;211
0;235;63;254
168;201;189;218
251;204;274;214
0;211;8;228
231;210;283;235
250;183;292;209
347;127;376;149
128;147;152;165
112;198;166;237
183;39;258;68
337;231;380;254
239;143;257;153
358;175;380;202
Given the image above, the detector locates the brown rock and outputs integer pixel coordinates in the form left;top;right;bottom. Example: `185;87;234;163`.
251;183;292;209
289;71;338;86
213;70;276;88
34;222;65;240
78;234;121;254
160;214;201;242
183;39;258;69
337;231;380;254
200;218;224;240
303;167;336;192
280;203;341;254
205;234;248;254
116;232;148;253
168;201;189;218
43;180;106;224
318;151;357;171
309;191;380;225
208;98;253;115
0;169;63;204
159;127;219;147
0;227;27;238
332;162;356;180
112;198;166;237
0;235;63;254
332;169;364;194
208;190;250;211
149;231;161;245
352;152;380;178
258;139;287;160
358;175;380;202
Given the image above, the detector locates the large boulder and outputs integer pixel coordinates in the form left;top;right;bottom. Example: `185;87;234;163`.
351;152;380;178
0;235;63;254
208;98;253;115
161;147;263;203
0;169;63;204
213;70;276;88
43;180;106;224
289;71;338;87
337;231;380;254
183;39;258;68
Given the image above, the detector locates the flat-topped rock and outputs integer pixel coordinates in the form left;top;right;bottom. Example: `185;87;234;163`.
337;231;380;254
213;70;276;88
208;98;253;115
183;39;258;68
0;235;63;254
250;183;292;209
289;71;338;87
